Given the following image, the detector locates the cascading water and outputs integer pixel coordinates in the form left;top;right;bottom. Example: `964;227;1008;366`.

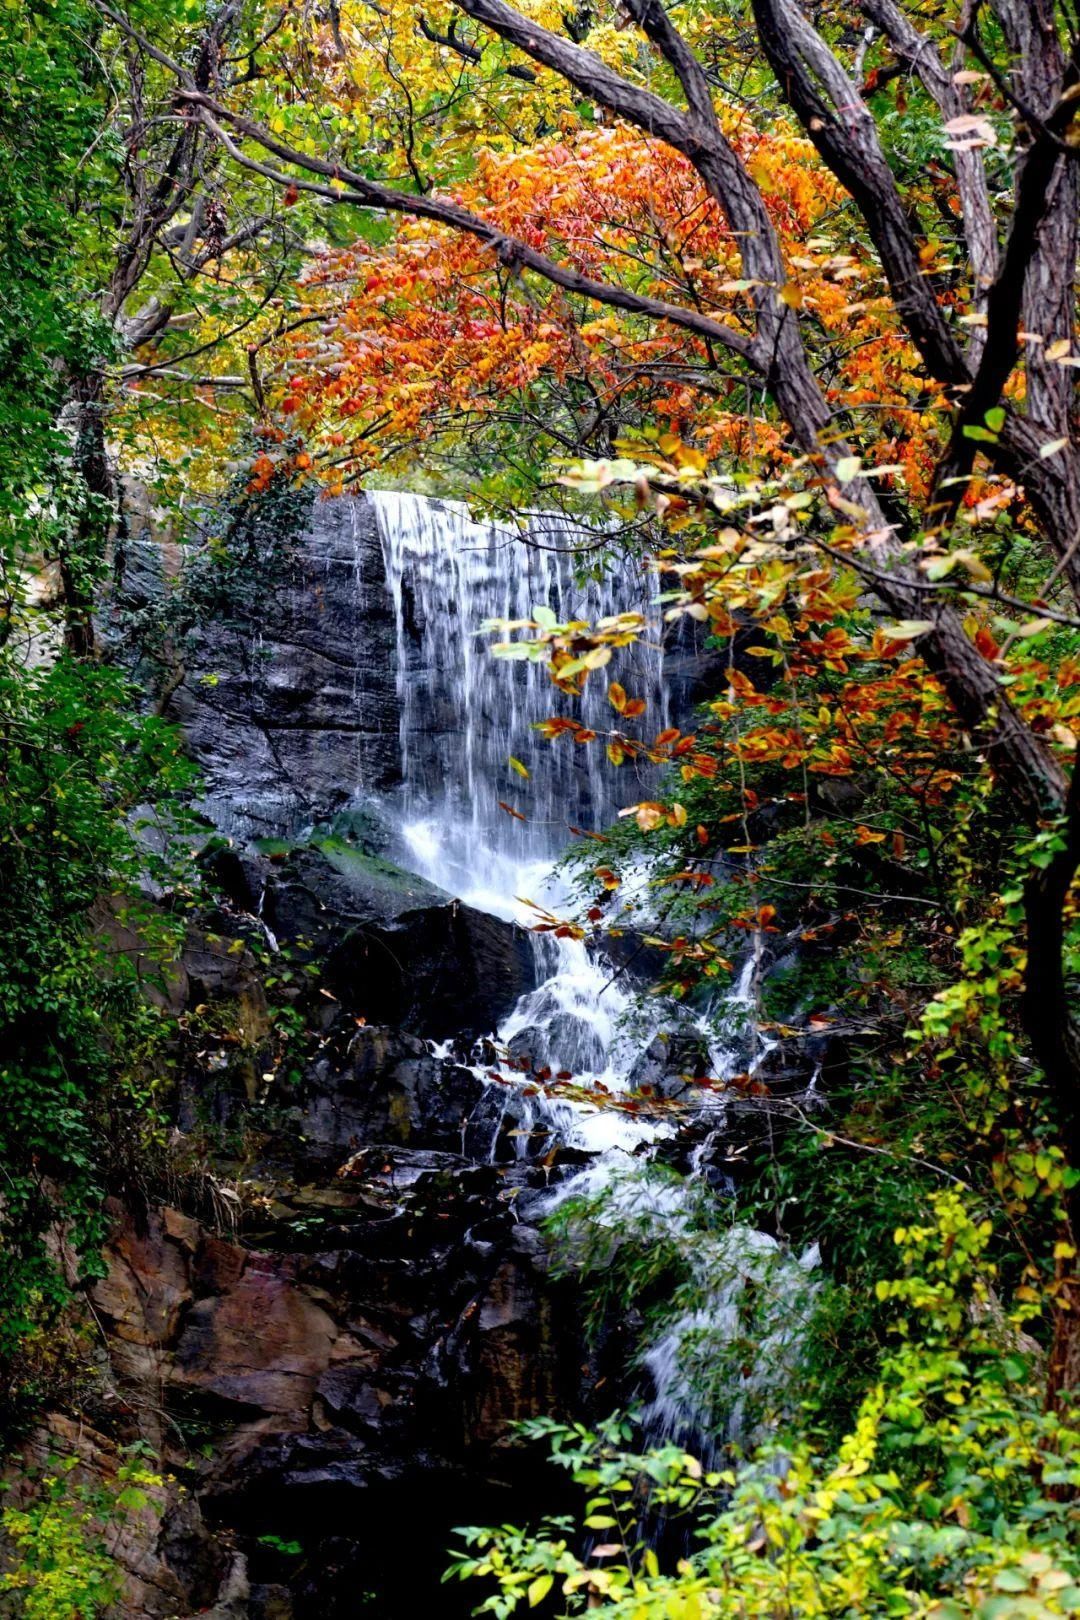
371;490;673;1142
371;490;667;885
367;490;816;1448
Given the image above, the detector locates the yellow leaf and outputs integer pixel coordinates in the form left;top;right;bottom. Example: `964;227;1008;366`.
528;1575;553;1607
954;550;993;583
508;756;530;778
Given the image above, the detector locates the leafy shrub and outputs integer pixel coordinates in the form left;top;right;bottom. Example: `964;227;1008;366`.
449;1196;1080;1620
0;1449;164;1620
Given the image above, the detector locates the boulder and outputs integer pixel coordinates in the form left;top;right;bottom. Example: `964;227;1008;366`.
260;841;536;1039
627;1030;714;1101
506;1011;607;1076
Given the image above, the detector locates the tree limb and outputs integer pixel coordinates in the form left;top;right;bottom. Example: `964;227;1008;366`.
752;0;970;387
860;0;998;315
180;92;759;362
933;65;1080;523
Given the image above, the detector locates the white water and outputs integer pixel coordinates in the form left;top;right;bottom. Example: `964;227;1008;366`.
372;489;670;1152
372;490;666;870
546;1159;819;1450
368;490;816;1446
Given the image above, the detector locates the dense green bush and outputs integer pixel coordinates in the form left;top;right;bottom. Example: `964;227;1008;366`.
0;656;194;1357
450;1198;1080;1620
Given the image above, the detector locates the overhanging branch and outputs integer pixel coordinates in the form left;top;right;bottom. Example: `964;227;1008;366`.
180;91;760;363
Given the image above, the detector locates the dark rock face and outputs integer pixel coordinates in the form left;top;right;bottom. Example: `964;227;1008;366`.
300;1027;487;1152
628;1030;715;1101
167;497;400;841
254;840;537;1040
85;1099;600;1619
661;596;780;721
199;833;538;1043
23;899;606;1620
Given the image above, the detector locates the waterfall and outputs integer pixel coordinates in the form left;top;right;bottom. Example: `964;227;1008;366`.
370;491;666;904
370;490;671;1139
368;489;815;1449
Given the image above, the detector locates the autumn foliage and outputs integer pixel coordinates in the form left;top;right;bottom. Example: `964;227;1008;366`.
275;119;942;497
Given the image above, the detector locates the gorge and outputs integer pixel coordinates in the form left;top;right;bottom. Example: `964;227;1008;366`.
6;8;1079;1613
16;488;820;1619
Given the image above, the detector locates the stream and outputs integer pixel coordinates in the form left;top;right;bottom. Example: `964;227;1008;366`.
369;491;819;1451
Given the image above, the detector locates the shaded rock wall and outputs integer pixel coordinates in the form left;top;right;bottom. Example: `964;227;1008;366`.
166;497;400;840
208;835;537;1041
9;901;608;1620
82;1095;599;1619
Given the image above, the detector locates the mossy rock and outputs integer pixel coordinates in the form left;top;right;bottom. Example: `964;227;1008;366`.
308;835;449;912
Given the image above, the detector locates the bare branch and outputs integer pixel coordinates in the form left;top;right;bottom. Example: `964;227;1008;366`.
860;0;998;312
418;14;536;80
752;0;970;387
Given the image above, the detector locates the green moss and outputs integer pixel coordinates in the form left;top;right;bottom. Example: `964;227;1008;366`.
311;836;448;905
251;837;294;858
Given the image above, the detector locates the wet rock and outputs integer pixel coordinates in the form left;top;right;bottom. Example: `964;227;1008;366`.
193;1551;251;1619
662;603;779;717
301;1027;486;1153
260;842;535;1038
249;1584;295;1620
92;1202;195;1376
506;1010;607;1076
165;497;401;841
76;1120;603;1579
172;1258;339;1417
465;1256;565;1448
628;1031;713;1100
